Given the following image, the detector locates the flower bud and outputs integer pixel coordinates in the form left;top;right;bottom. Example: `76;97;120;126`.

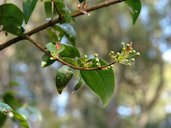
94;53;98;57
136;52;140;55
84;55;88;58
131;58;135;62
117;52;120;55
95;58;99;62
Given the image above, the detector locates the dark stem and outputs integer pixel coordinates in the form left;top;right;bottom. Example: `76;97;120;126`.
0;0;125;51
26;36;117;71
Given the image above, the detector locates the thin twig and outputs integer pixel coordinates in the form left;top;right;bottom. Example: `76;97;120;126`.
0;0;125;51
26;36;116;71
25;35;47;53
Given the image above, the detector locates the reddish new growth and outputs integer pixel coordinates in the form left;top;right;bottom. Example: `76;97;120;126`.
77;1;90;16
126;42;133;52
56;43;60;50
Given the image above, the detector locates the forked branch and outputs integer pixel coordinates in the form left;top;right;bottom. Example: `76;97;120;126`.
0;0;125;51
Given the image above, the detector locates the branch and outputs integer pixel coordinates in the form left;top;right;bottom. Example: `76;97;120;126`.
26;36;117;71
0;0;125;51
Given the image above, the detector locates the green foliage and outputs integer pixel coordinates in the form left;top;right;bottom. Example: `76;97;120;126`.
0;102;29;128
46;42;65;57
53;0;73;22
41;53;55;68
23;0;38;23
44;0;73;22
55;23;77;46
0;4;24;35
0;0;142;127
81;60;115;106
44;0;57;18
55;66;73;94
0;113;7;127
125;0;141;24
74;78;84;90
3;91;21;109
60;44;80;58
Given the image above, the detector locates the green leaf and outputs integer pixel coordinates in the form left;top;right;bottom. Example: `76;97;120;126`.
60;57;75;65
74;78;84;90
41;53;55;68
79;0;85;3
0;4;24;35
0;103;8;127
125;0;141;24
0;102;12;112
3;91;22;109
23;0;38;23
55;23;76;46
0;113;7;127
44;1;57;18
80;60;115;106
44;0;72;22
0;102;29;128
54;0;73;22
47;28;59;42
56;66;73;94
60;44;80;58
46;42;65;57
12;111;29;128
2;23;24;35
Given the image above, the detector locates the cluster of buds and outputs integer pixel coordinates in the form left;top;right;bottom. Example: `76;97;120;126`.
77;1;90;16
72;42;140;70
109;42;140;66
79;53;101;68
94;53;101;67
81;55;92;68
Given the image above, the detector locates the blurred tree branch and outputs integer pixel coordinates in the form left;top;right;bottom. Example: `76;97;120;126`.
138;49;165;128
0;0;125;51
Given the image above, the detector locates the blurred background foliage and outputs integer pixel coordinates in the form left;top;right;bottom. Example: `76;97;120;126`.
0;0;171;128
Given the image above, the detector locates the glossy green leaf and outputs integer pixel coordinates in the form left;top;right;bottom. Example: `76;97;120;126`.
74;78;84;90
46;42;65;57
23;0;38;23
0;113;7;127
2;24;24;35
41;53;55;67
125;0;141;24
0;4;24;35
60;44;80;58
55;23;76;46
54;0;73;22
0;102;29;128
80;60;115;106
56;66;73;94
44;0;72;22
0;102;12;112
60;57;75;65
44;1;57;18
12;111;29;128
